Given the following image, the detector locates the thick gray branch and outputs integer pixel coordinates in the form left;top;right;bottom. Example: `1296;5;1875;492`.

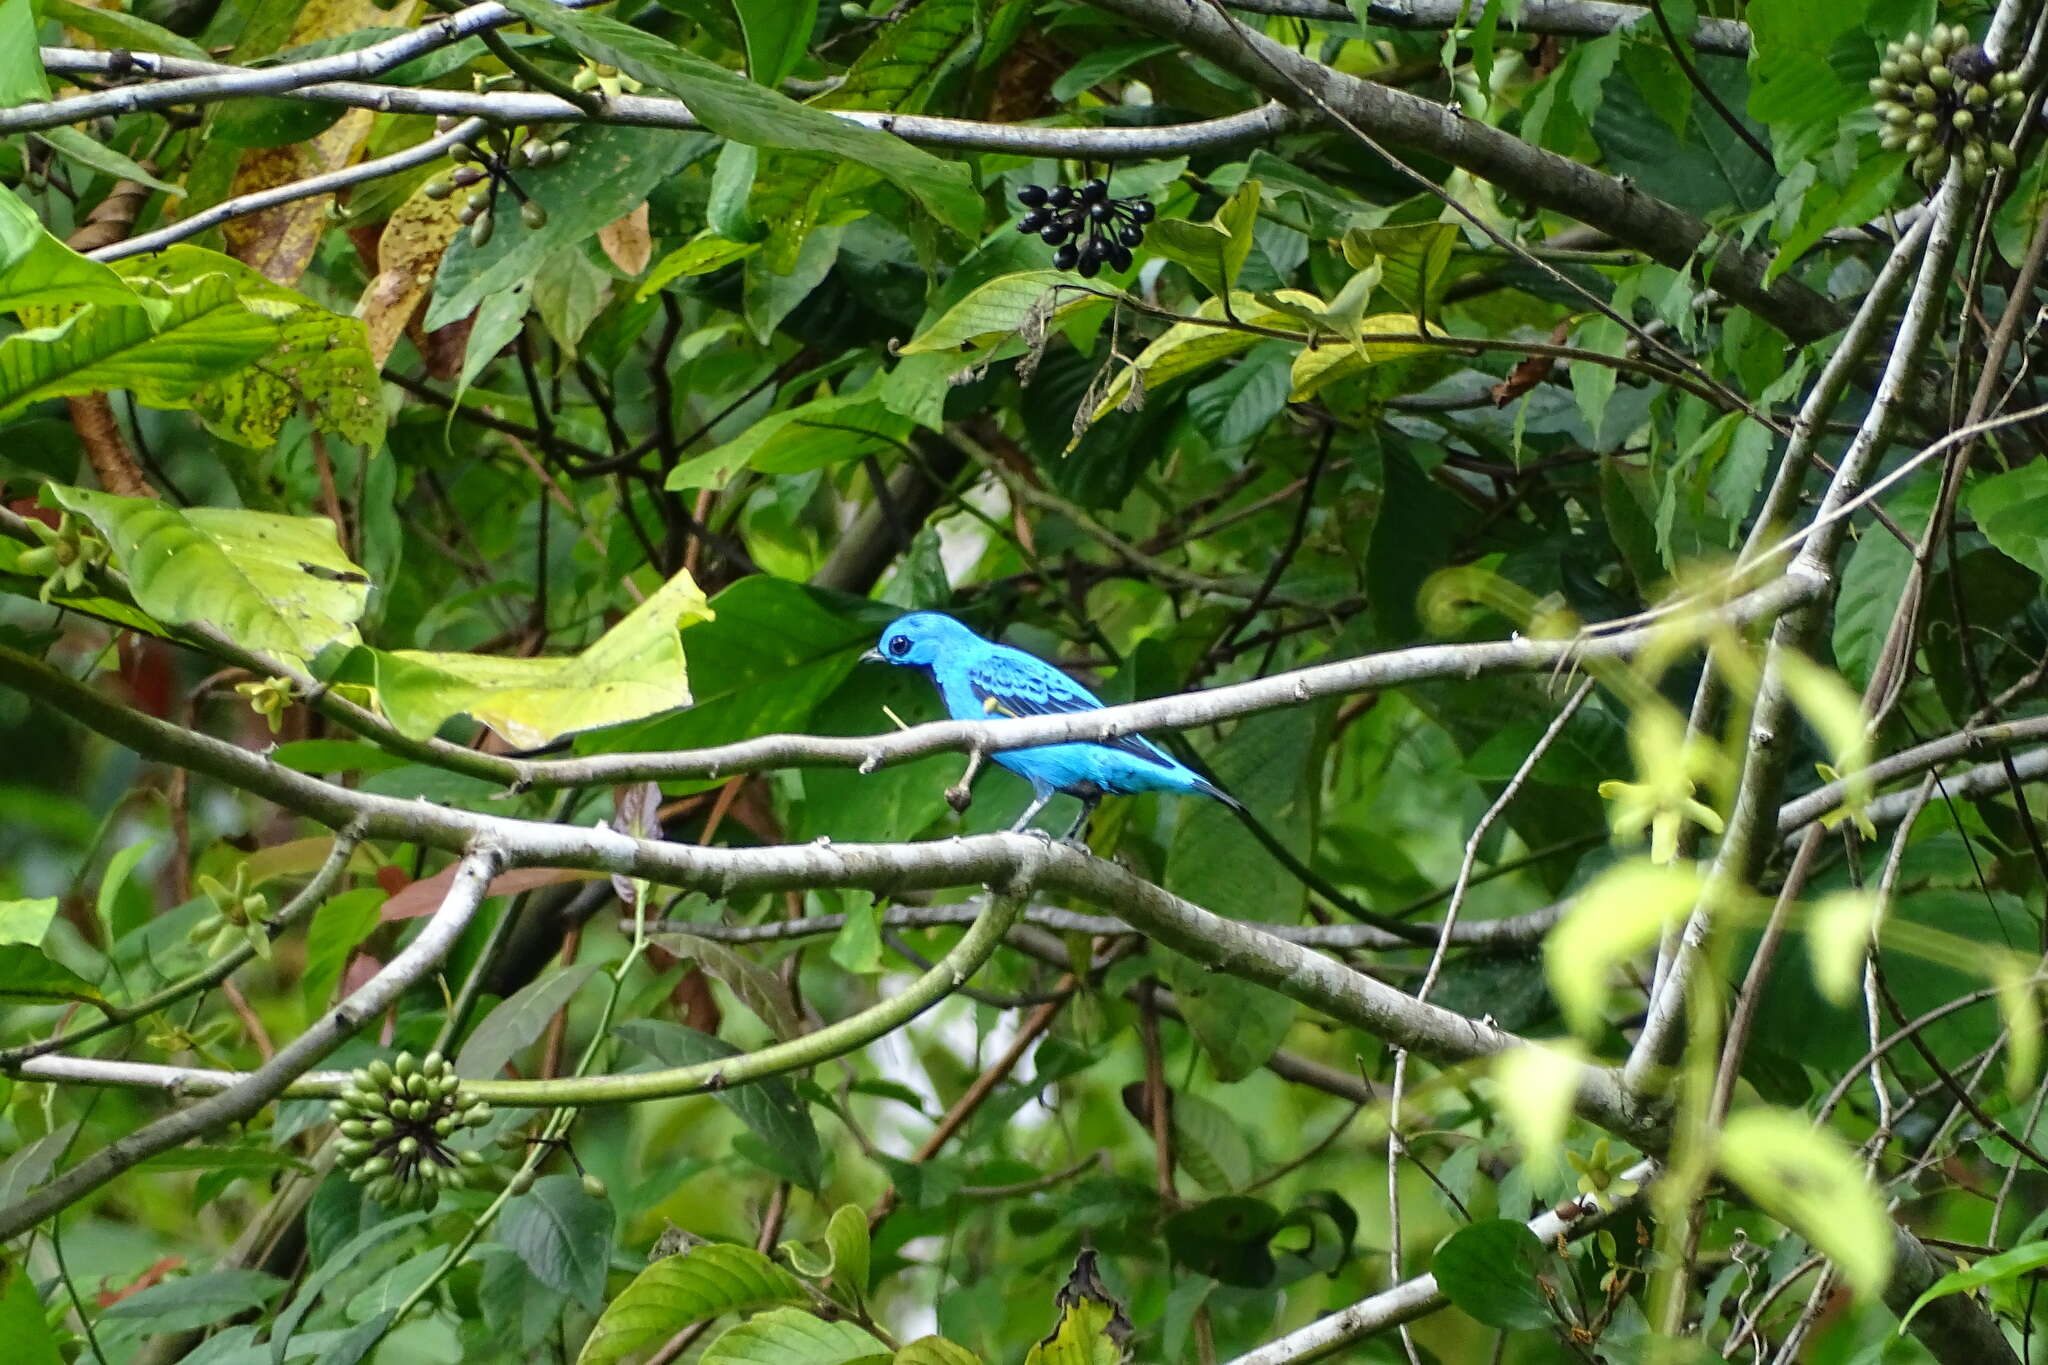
0;845;502;1243
31;48;1295;157
1230;0;1750;56
1081;0;1841;342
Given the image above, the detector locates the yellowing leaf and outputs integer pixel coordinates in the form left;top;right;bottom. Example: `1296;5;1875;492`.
1081;293;1314;432
356;177;466;367
1993;961;2041;1098
45;485;368;667
1717;1108;1894;1300
1545;859;1703;1036
1288;315;1437;401
900;271;1105;355
375;568;713;745
1493;1040;1589;1181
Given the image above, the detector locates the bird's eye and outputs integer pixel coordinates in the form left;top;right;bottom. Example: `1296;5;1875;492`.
887;635;911;657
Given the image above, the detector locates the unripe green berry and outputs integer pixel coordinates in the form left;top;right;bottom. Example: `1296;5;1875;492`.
1966;83;1989;106
521;201;547;229
340;1120;371;1140
398;1135;419;1157
509;1169;536;1194
547;139;571;162
581;1173;608;1199
1914;84;1939;109
464;1103;492;1127
423;179;452;201
1929;64;1954;89
423;1051;445;1075
367;1061;394;1088
361;1155;391;1178
1992;142;2017;170
1953;109;1974;131
471;212;494;248
462;1148;488;1167
1914;111;1938;131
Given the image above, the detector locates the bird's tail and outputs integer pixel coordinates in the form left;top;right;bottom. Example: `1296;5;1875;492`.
1192;777;1245;812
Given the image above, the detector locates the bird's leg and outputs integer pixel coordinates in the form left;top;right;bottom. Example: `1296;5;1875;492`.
1061;794;1100;846
945;748;985;814
1009;790;1053;834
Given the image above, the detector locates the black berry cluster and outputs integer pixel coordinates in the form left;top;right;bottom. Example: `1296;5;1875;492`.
1871;26;2024;188
1016;178;1155;278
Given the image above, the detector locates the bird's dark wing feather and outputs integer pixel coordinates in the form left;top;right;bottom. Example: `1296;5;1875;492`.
966;650;1176;771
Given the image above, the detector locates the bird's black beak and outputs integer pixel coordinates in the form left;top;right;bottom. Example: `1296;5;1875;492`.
859;648;885;664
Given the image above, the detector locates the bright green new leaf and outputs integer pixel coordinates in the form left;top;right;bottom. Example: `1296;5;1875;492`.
894;1339;983;1365
1545;859;1704;1035
46;486;369;667
0;1254;64;1365
0;897;57;947
701;1307;885;1365
495;0;980;240
1341;222;1458;322
0;944;106;1007
1145;179;1261;298
1899;1239;2048;1333
1967;461;2048;582
0;274;275;421
636;234;762;301
667;394;914;491
1718;1108;1893;1299
825;1203;872;1306
1493;1041;1589;1181
0;0;50;107
1805;890;1879;1006
737;0;816;90
375;568;713;745
0;188;142;317
574;1245;809;1365
117;246;382;446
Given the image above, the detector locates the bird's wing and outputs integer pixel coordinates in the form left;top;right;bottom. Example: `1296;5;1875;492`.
965;649;1177;771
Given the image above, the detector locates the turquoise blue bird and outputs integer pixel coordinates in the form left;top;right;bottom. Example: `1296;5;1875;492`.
862;612;1243;837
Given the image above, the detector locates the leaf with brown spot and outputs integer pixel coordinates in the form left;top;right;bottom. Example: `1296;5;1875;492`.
357;179;465;367
223;0;420;285
598;201;652;276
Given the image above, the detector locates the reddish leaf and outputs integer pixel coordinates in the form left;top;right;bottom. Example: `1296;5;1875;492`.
380;865;600;920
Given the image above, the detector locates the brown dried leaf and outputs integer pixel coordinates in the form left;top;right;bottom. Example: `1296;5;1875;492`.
598;201;653;276
1490;320;1570;406
357;180;465;366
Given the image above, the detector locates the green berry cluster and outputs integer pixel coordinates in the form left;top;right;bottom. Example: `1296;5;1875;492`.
422;120;570;248
331;1051;495;1211
1870;26;2025;187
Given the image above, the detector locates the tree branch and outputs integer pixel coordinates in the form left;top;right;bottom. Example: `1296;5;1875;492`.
1225;0;1751;56
0;844;505;1243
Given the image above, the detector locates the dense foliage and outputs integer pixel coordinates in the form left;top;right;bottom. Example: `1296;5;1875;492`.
1;0;2047;1362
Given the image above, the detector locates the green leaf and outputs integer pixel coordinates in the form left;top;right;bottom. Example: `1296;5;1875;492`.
1186;343;1292;450
1340;223;1457;324
1592;57;1776;215
1285;314;1436;402
1899;1239;2048;1333
118;246;382;445
456;963;600;1079
666;393;913;491
1163;705;1317;1079
95;836;154;939
824;1204;871;1307
575;1245;809;1365
0;1255;63;1365
0;184;147;317
270;1211;434;1365
1967;462;2048;580
1717;1107;1894;1299
33;127;185;197
1052;41;1176;101
701;1307;886;1365
1431;1220;1555;1330
1171;1093;1253;1193
1744;0;1872;168
0;1125;79;1214
46;485;369;668
372;566;713;745
0;0;50;106
502;1174;617;1312
650;931;802;1039
0;896;57;947
738;0;815;89
899;270;1091;355
98;1270;287;1335
42;0;211;59
615;1020;825;1189
1146;179;1261;299
300;887;384;1015
894;1339;982;1365
495;0;980;240
636;234;761;301
0;276;275;422
0;945;106;1006
428;123;709;330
